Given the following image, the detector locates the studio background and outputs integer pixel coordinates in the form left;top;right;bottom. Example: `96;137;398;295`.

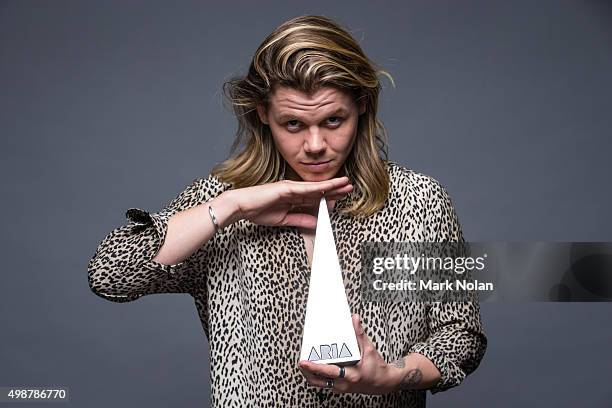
1;1;611;406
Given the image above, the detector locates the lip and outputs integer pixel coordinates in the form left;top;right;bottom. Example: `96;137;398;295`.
302;159;332;171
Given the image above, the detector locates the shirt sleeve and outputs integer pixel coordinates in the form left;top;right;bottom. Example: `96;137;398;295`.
87;175;229;302
408;177;488;394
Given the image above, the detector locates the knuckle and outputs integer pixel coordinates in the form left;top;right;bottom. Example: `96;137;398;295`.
278;187;294;199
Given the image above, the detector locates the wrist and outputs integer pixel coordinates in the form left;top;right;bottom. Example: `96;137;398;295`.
207;190;242;230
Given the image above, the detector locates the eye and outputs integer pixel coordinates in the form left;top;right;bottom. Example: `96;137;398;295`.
284;116;344;131
286;120;301;131
327;116;343;127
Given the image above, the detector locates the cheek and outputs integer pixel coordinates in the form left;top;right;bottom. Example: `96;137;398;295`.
332;122;358;151
270;131;301;155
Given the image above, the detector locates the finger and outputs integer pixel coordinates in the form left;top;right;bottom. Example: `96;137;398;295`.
289;190;348;208
298;364;334;388
287;198;323;210
296;185;353;204
352;314;370;355
327;183;354;194
318;181;353;197
298;362;352;393
353;314;364;336
297;364;319;382
286;177;351;198
289;176;350;187
287;197;338;213
322;184;353;200
334;364;352;380
282;177;350;193
290;188;341;201
322;192;347;200
324;176;351;189
299;361;341;380
306;375;335;389
331;379;350;394
301;373;339;390
284;185;353;208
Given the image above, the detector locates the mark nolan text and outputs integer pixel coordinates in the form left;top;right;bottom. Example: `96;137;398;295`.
373;279;494;291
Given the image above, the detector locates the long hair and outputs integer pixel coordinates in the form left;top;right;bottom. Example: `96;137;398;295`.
211;15;394;218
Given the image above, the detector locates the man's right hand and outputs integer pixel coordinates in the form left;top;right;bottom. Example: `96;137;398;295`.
221;176;353;230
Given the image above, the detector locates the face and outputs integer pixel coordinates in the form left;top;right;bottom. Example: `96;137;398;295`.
256;85;366;182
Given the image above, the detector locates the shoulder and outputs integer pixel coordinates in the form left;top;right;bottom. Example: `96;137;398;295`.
386;161;463;241
189;173;234;202
386;160;450;202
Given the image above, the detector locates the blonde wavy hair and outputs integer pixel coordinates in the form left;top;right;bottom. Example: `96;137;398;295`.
211;15;394;218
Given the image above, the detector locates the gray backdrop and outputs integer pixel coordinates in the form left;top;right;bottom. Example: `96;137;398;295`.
1;0;611;407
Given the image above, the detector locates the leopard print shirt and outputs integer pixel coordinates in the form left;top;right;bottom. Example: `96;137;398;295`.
88;160;487;407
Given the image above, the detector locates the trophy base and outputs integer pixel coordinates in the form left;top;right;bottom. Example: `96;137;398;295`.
308;356;361;366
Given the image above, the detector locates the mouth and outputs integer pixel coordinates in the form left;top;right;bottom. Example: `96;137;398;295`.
301;159;333;173
302;159;331;166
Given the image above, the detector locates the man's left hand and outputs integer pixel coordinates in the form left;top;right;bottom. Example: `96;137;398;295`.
298;313;401;395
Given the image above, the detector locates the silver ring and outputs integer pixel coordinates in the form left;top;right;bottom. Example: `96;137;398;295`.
338;366;345;378
325;378;334;388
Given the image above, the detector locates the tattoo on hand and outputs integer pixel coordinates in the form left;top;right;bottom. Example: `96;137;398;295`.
391;358;423;390
399;368;423;389
391;358;405;369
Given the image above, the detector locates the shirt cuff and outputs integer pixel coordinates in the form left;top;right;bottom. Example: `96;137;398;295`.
125;207;191;277
408;342;466;394
92;291;145;303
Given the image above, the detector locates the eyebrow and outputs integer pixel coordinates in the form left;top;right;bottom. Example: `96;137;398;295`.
276;107;350;123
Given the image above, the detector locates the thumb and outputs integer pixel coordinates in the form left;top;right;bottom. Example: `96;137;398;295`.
326;199;336;213
352;314;369;352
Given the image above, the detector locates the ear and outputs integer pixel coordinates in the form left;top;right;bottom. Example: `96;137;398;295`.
256;103;269;125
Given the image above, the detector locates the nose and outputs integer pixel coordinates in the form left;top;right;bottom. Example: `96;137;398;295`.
303;126;327;154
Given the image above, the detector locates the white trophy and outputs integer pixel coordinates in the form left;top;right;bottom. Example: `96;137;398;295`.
299;197;361;366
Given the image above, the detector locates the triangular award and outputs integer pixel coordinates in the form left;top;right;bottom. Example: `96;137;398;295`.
299;197;361;365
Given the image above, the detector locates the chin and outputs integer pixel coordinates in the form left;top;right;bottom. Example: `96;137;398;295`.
300;170;336;182
288;161;340;181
